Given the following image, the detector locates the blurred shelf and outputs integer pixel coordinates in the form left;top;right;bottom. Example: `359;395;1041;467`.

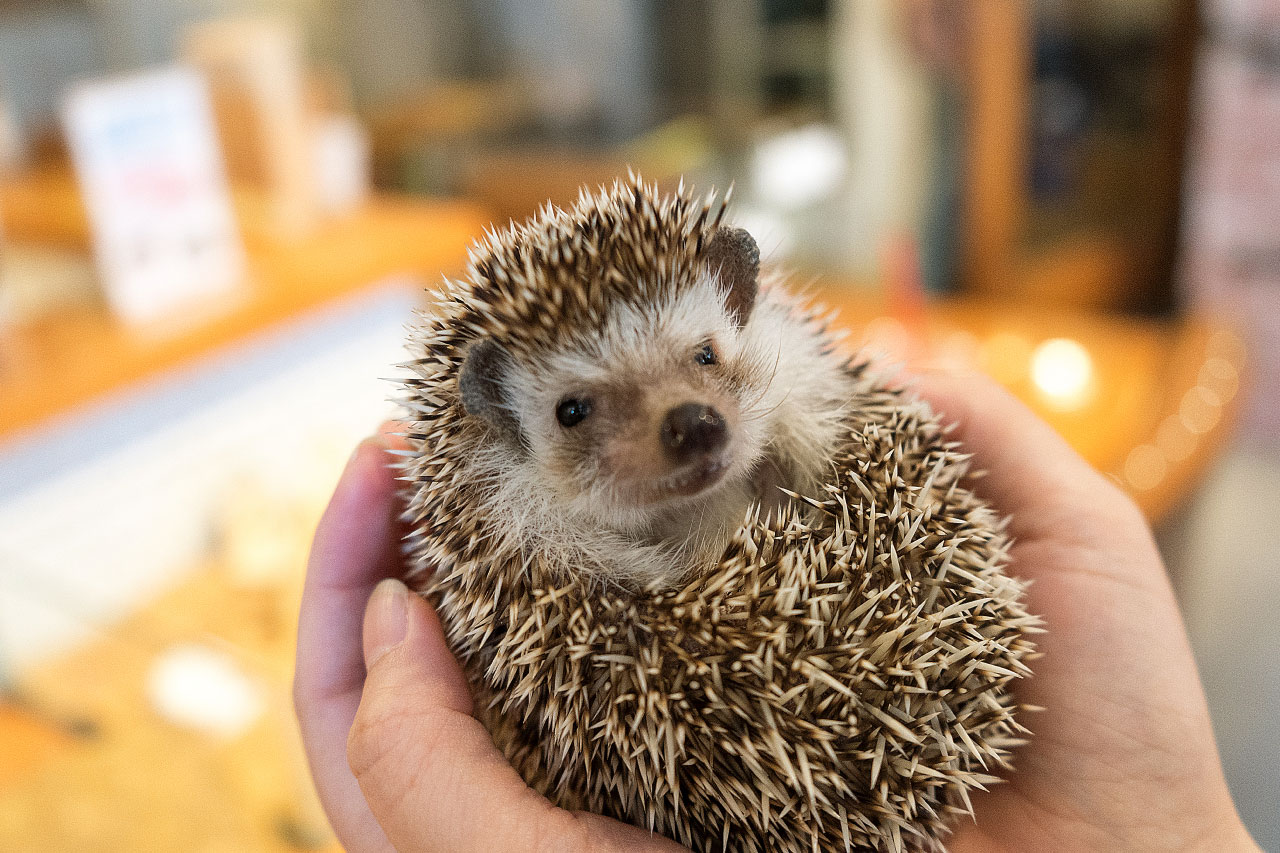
0;169;490;442
820;285;1246;523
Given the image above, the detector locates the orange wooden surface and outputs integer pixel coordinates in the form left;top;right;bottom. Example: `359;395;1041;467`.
0;171;490;441
0;704;71;789
822;286;1245;522
0;563;340;853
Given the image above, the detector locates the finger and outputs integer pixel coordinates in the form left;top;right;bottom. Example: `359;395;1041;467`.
296;426;409;710
349;579;687;853
297;436;404;709
907;368;1142;545
294;436;404;853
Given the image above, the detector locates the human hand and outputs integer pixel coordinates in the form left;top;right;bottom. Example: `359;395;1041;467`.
910;369;1258;853
295;365;1259;853
292;425;687;853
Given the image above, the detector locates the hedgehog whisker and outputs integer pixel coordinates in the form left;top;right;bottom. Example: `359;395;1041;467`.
742;384;795;425
738;332;787;414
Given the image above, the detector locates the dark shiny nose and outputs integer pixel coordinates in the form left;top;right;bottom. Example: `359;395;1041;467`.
660;403;727;462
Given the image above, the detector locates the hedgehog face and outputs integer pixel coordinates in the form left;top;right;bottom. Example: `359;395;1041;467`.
511;275;774;533
457;225;775;540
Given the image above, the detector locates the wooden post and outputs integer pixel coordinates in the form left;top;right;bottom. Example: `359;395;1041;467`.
962;0;1031;297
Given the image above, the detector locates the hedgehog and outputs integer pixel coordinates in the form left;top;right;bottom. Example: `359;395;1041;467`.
397;175;1038;853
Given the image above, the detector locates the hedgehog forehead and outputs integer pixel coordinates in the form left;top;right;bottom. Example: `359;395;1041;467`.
524;276;734;391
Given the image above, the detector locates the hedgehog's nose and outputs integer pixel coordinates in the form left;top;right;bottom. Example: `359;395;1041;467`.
660;403;727;462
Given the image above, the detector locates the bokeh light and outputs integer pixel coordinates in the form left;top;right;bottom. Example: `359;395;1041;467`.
1031;337;1094;409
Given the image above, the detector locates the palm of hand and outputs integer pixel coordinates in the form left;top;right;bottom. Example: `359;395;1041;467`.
919;373;1250;853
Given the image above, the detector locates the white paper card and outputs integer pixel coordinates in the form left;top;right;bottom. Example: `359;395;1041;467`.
63;68;246;324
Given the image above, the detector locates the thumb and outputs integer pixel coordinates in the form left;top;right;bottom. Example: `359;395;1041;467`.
348;578;550;852
360;577;473;716
348;579;686;853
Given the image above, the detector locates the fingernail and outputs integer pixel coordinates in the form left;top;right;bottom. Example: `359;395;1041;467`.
346;434;386;466
365;578;409;666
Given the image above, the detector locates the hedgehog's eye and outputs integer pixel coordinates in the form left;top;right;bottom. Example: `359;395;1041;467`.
556;398;592;428
694;343;717;366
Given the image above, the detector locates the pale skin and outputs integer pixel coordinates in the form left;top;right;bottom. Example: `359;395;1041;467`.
293;369;1259;853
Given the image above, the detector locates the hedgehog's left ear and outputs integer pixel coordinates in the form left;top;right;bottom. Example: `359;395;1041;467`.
459;338;523;446
703;226;759;328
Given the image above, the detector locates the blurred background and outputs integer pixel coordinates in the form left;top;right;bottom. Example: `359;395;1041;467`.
0;0;1276;849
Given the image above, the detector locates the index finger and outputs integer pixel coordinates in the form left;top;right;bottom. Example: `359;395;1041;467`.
296;425;409;710
294;426;407;852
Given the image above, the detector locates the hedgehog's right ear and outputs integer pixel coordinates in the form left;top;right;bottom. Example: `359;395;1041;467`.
703;226;760;328
459;339;522;445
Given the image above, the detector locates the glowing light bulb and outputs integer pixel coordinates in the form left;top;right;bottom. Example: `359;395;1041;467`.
1198;357;1239;403
1179;385;1222;435
1124;444;1167;491
1031;338;1094;409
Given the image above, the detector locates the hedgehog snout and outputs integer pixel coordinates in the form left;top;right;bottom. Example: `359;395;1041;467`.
660;403;728;464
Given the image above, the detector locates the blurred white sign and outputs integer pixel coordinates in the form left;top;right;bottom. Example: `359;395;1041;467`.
312;113;370;217
751;124;848;211
63;68;245;324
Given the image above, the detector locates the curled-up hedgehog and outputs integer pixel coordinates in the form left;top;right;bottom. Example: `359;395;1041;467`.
398;176;1039;853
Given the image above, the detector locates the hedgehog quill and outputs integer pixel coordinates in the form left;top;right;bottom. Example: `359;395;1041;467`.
397;176;1040;853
